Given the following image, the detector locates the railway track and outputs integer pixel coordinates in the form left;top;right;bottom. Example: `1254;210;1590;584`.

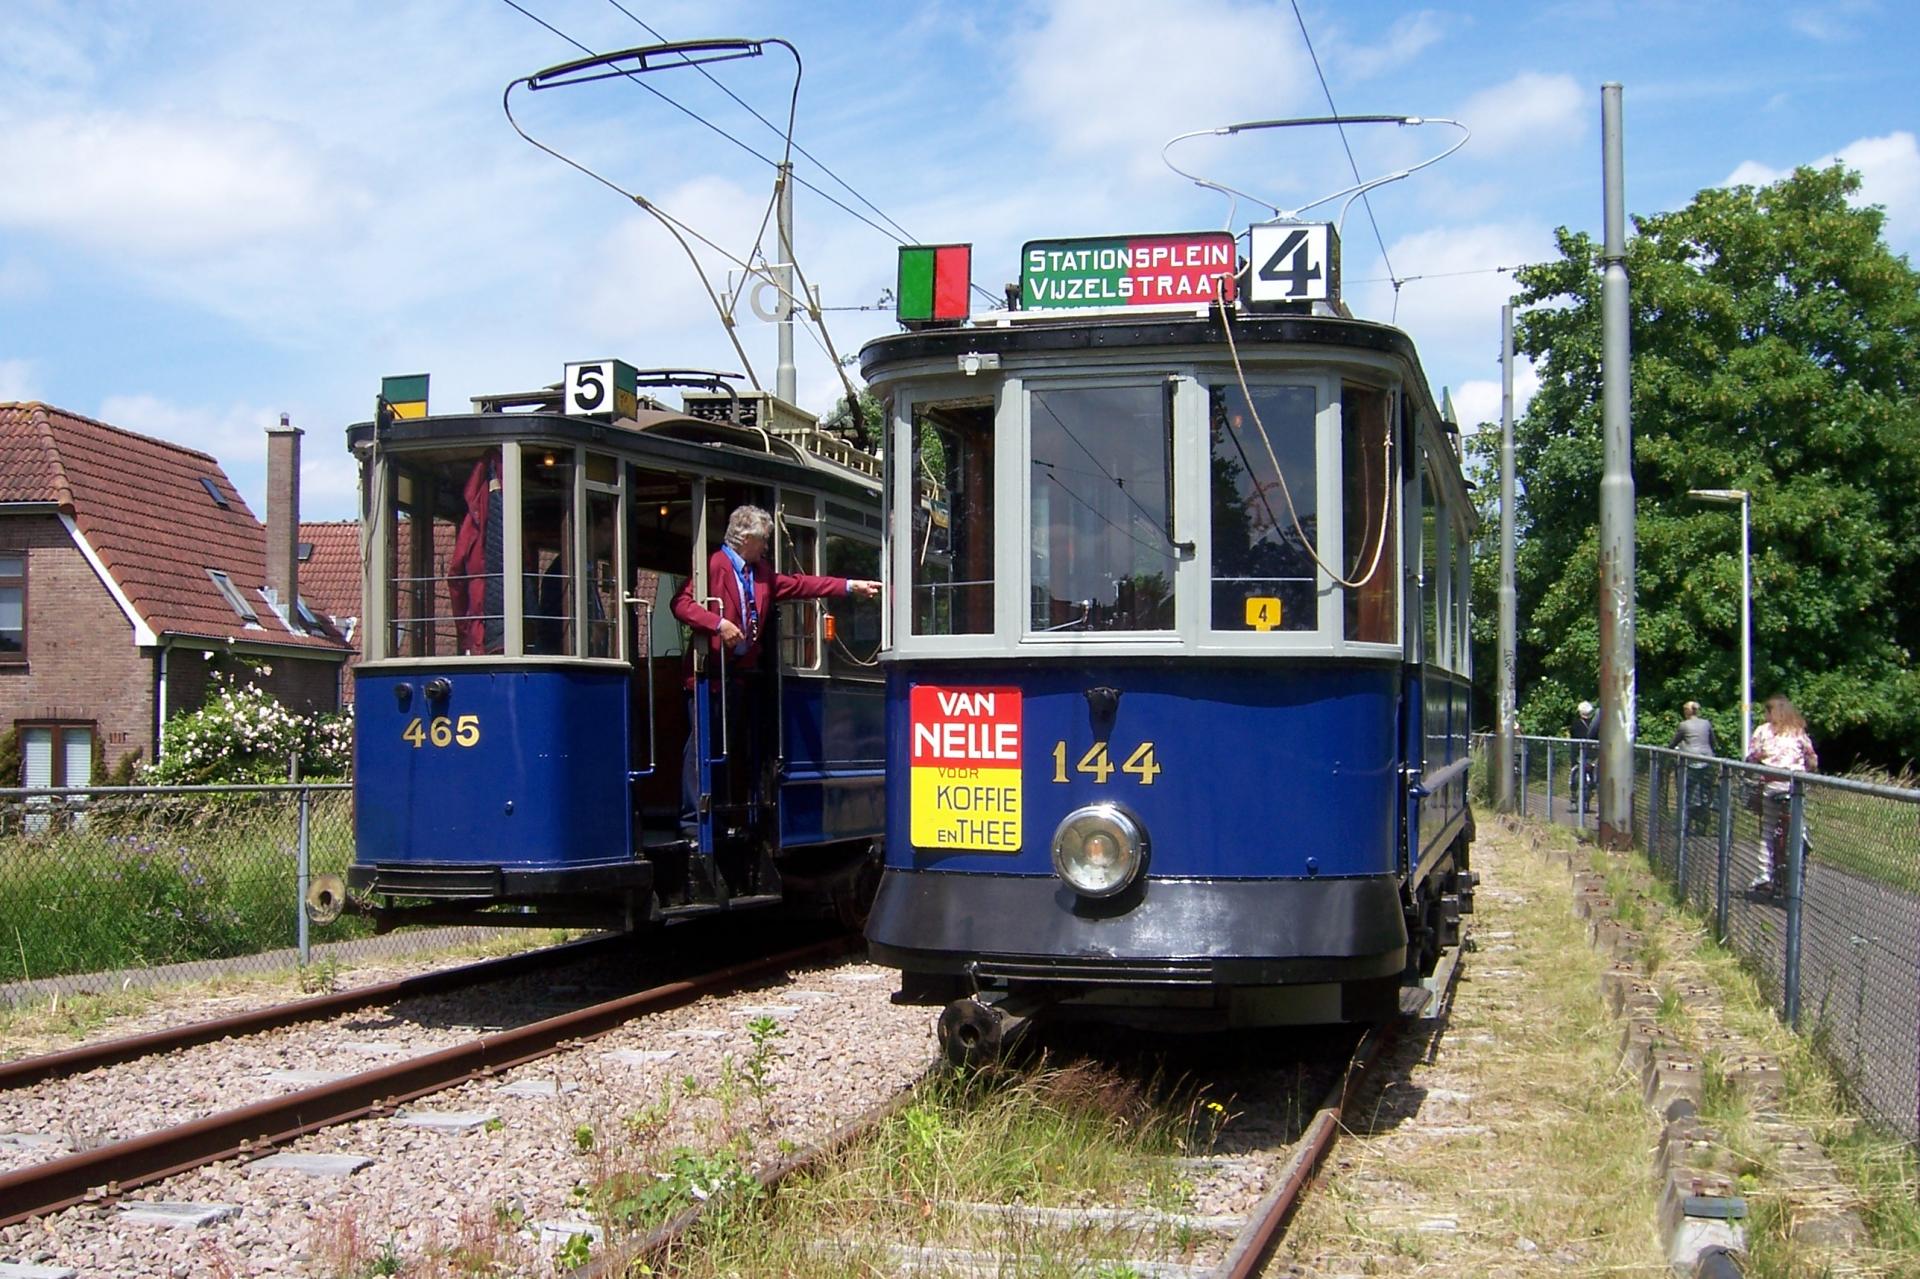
581;946;1464;1279
0;933;860;1229
0;931;634;1090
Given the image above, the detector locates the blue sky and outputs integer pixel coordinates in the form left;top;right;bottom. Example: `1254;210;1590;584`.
4;0;1915;521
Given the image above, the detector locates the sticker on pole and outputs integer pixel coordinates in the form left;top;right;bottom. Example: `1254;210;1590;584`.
910;686;1023;852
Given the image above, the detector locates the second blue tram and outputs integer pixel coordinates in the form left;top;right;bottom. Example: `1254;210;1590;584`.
338;378;885;931
860;237;1477;1047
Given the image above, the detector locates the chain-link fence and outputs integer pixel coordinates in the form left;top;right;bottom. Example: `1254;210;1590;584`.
0;783;504;1006
1486;733;1920;1146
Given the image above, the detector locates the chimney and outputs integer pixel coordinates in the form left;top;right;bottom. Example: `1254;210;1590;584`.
266;413;302;624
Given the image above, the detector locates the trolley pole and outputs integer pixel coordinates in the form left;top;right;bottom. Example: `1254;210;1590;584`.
775;161;798;405
1496;303;1518;810
1597;83;1638;850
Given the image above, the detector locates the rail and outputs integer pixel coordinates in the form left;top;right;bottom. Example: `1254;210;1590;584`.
1479;732;1920;1147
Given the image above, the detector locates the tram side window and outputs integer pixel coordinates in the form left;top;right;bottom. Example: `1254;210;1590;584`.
1209;384;1317;632
1030;385;1175;632
523;446;576;656
1342;384;1397;644
778;519;821;671
824;532;881;675
911;402;994;636
1420;465;1440;666
390;447;500;658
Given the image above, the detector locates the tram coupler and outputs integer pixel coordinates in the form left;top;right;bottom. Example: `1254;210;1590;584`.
937;993;1039;1069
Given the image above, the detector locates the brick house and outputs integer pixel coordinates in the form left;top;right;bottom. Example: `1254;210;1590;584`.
296;519;362;704
0;402;351;785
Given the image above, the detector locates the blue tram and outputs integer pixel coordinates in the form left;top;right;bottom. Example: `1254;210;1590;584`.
336;372;885;931
860;230;1477;1050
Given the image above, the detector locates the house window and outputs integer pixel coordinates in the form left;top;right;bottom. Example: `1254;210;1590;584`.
199;477;231;509
206;569;260;624
0;553;23;660
21;723;93;787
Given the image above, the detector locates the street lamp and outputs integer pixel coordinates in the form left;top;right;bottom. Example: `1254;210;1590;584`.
1688;488;1751;750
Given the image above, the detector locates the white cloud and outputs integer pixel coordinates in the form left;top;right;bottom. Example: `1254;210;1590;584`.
1722;130;1920;246
1336;11;1448;80
1451;362;1540;435
0;360;34;402
1455;72;1584;157
0;112;365;256
0;256;45;302
94;393;356;521
1008;0;1316;168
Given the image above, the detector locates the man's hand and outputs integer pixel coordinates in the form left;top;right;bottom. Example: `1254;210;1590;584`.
717;619;745;647
847;579;882;598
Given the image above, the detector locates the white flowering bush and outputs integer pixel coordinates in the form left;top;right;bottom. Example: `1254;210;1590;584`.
145;675;352;785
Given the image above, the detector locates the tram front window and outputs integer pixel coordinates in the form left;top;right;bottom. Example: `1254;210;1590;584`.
1029;385;1175;632
1208;384;1317;632
388;447;501;657
911;402;994;636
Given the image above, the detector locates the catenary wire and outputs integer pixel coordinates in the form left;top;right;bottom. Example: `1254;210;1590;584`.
1289;0;1401;314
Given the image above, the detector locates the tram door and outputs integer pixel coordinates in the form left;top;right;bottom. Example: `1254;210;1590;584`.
692;482;776;876
625;467;695;858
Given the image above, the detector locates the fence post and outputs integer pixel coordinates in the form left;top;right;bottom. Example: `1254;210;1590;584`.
1676;761;1690;893
1782;779;1807;1029
297;785;312;967
1519;738;1530;818
1576;742;1588;830
1715;767;1732;942
1647;754;1662;867
1545;741;1555;824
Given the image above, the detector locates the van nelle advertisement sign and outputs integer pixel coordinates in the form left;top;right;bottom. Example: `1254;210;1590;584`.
1021;232;1237;310
909;685;1022;852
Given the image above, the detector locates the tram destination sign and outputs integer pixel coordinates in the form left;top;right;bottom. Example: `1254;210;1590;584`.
1021;231;1237;311
909;685;1023;852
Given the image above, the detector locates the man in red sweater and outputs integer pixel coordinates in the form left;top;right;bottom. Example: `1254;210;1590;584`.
671;505;880;842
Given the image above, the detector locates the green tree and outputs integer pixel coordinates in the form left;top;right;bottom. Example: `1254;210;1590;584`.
1474;165;1920;766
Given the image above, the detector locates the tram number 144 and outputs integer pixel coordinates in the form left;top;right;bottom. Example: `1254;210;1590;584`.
1050;741;1160;785
402;715;481;749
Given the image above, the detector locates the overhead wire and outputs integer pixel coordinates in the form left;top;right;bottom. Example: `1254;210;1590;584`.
506;0;1004;311
1288;0;1402;317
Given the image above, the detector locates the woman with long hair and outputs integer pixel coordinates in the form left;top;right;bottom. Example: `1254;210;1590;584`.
1745;694;1818;893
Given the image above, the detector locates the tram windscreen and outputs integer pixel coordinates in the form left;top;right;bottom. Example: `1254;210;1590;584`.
388;447;499;658
911;402;994;635
1209;384;1317;632
1029;385;1175;632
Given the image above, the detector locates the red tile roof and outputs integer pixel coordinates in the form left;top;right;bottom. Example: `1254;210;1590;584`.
298;520;361;626
0;402;349;655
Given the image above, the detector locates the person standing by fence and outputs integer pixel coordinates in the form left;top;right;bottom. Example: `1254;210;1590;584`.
1669;700;1717;832
1569;700;1599;810
1746;694;1818;893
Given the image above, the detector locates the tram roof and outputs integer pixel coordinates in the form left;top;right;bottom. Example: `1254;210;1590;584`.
861;311;1443;420
345;407;880;501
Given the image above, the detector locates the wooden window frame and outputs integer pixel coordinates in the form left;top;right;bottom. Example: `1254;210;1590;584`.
17;720;96;787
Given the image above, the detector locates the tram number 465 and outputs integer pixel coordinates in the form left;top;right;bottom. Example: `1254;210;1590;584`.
1050;741;1160;785
402;715;481;749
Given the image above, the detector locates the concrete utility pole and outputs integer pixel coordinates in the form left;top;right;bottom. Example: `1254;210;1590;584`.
1597;83;1637;849
775;161;797;405
1496;303;1517;810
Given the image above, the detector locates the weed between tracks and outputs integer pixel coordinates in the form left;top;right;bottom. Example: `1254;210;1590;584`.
657;1057;1228;1278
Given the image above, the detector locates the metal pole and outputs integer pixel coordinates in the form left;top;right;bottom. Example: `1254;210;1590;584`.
1647;754;1661;867
1783;779;1806;1028
1546;741;1555;822
1739;492;1752;752
1518;737;1529;818
775;161;797;405
1676;761;1690;891
1597;83;1637;850
1497;304;1518;811
296;785;312;966
1715;768;1732;941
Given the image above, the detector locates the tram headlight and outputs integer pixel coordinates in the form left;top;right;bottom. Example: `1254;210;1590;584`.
1051;804;1146;898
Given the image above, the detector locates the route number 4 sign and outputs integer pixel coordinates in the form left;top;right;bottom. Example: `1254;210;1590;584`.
1248;223;1338;304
